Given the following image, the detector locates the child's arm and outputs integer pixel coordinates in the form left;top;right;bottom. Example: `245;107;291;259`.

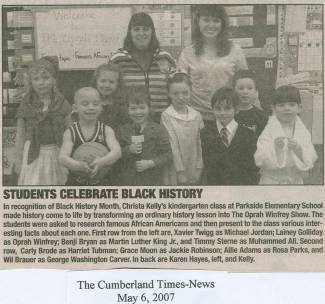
196;114;204;170
254;128;286;170
288;139;303;161
59;129;90;173
64;113;73;128
242;131;259;184
89;126;121;178
288;137;317;171
200;127;215;184
195;115;204;182
200;128;209;169
116;126;136;157
14;118;26;176
256;109;268;137
151;125;172;167
160;113;184;172
136;125;172;173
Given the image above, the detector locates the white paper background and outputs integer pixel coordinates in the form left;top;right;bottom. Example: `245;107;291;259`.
1;270;325;304
1;0;324;303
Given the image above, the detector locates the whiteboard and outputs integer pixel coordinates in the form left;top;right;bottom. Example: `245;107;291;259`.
35;8;132;70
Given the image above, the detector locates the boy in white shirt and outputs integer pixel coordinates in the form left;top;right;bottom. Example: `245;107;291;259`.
255;85;317;184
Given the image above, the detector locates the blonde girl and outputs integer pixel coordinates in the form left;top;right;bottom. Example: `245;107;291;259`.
91;63;129;132
15;57;71;185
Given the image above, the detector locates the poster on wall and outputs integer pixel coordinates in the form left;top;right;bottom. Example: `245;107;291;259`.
35;8;132;70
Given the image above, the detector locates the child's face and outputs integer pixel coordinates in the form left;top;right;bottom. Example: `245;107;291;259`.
199;15;222;39
96;70;119;98
128;101;150;125
273;102;301;124
213;99;236;126
30;69;55;96
168;82;191;108
74;90;102;122
234;78;258;106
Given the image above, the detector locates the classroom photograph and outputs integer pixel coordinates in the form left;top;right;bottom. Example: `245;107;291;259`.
2;4;323;186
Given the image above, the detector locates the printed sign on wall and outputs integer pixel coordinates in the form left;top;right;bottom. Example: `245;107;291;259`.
35;8;132;70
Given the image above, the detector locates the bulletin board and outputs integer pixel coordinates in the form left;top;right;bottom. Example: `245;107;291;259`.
276;5;323;144
34;7;132;70
133;4;191;60
276;5;322;86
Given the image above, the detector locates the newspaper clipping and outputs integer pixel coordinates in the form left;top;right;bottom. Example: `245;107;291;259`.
1;1;324;278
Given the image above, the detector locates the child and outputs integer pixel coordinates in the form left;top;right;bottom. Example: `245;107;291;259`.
254;85;317;184
117;87;172;185
201;87;258;185
59;87;121;185
234;69;268;138
161;72;203;185
15;57;71;185
91;63;129;132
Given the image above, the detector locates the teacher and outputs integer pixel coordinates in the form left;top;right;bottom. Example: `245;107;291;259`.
110;12;175;121
178;5;248;123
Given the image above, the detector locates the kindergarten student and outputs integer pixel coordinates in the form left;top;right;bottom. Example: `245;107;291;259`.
234;69;268;138
117;87;172;185
92;63;129;132
59;87;121;185
161;72;203;185
15;57;71;185
254;85;317;184
201;87;258;185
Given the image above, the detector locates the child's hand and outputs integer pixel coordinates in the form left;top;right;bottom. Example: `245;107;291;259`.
75;161;91;173
89;158;105;178
274;137;286;149
129;143;142;154
288;138;300;151
135;160;155;172
288;139;303;158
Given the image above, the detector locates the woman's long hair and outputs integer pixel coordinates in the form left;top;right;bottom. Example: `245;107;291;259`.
123;12;160;53
192;5;232;57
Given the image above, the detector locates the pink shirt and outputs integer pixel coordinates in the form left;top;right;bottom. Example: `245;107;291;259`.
178;43;247;120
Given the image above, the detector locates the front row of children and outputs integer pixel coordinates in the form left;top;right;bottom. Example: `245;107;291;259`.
15;58;317;186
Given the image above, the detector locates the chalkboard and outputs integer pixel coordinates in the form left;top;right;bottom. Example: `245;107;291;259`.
34;7;132;70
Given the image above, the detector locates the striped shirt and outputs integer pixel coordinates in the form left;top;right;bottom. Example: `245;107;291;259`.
110;48;175;114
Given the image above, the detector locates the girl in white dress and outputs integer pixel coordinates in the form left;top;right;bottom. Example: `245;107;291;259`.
161;73;204;185
254;85;317;184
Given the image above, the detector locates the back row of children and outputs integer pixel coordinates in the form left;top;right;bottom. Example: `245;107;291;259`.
14;57;317;186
